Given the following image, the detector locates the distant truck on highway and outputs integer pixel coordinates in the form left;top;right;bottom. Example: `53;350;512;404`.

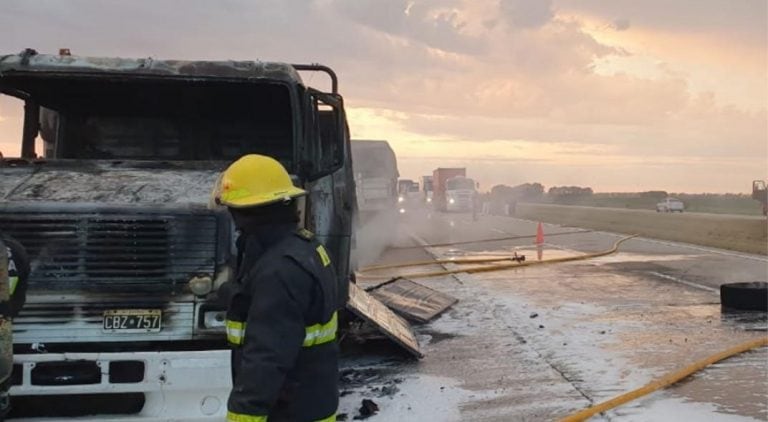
0;49;356;420
351;140;399;224
445;176;477;212
397;179;421;211
656;197;685;213
421;175;434;205
752;180;767;216
432;167;466;211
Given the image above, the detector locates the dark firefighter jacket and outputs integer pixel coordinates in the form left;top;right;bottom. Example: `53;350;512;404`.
2;235;30;417
224;224;339;422
1;235;29;319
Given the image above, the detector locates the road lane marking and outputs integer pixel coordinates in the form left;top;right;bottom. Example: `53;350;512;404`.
647;271;719;293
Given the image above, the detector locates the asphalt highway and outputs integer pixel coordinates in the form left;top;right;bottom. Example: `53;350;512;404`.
341;209;768;421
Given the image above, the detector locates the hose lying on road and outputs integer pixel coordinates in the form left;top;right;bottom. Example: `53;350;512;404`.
358;235;637;280
390;229;592;250
361;255;528;273
559;336;768;422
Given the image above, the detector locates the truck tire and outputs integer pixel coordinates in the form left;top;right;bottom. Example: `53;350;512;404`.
720;282;768;312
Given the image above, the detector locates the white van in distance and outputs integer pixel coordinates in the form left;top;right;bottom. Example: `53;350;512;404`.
656;197;685;213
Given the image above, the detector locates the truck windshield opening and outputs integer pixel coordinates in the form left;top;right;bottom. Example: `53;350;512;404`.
23;79;295;164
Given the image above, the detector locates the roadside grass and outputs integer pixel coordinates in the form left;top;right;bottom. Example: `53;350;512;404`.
517;203;767;255
540;194;762;216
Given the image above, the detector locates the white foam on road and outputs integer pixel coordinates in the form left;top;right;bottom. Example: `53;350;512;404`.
615;396;765;422
338;374;489;422
442;256;765;420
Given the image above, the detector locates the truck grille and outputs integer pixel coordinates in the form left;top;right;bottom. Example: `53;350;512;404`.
0;212;217;292
12;300;195;344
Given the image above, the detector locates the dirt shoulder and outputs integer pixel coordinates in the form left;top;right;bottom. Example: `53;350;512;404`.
516;203;768;255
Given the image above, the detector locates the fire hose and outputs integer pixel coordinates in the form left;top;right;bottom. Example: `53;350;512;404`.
389;229;592;250
559;336;768;421
358;235;637;280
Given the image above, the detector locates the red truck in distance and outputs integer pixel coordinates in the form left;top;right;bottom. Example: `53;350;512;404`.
432;168;466;212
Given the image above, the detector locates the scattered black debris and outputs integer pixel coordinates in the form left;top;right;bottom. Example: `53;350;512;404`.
338;413;349;421
538;324;545;329
599;330;606;335
341;390;354;397
380;384;399;397
419;329;458;345
529;312;539;319
354;399;379;420
340;368;382;387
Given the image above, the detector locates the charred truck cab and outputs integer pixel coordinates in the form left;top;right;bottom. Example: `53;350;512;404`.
0;49;356;420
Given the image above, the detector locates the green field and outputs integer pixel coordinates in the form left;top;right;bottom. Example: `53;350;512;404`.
516;203;768;255
540;194;763;216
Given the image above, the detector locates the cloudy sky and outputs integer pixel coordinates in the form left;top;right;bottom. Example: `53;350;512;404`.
0;0;765;193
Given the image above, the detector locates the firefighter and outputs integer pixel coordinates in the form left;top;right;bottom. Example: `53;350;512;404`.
1;235;30;418
212;154;339;422
3;236;30;319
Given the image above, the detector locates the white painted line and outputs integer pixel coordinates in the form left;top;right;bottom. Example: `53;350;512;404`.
492;228;506;234
593;230;768;263
648;271;719;293
410;233;430;249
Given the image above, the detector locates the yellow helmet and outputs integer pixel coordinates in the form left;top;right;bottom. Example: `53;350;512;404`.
213;154;306;208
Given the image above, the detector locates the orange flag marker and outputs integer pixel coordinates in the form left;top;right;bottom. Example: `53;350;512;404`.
535;222;544;245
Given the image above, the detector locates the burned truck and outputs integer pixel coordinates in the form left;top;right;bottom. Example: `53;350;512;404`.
0;49;356;419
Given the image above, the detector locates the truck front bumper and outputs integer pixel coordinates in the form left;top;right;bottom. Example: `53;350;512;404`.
10;349;231;421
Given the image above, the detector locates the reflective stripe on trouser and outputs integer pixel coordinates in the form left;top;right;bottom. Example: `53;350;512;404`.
227;411;336;422
227;312;337;348
227;411;267;422
226;320;245;345
302;311;337;347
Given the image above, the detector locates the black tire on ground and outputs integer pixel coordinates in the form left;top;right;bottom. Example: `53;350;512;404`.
720;282;768;312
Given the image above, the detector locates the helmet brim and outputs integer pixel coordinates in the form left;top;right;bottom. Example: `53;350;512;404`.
219;186;307;208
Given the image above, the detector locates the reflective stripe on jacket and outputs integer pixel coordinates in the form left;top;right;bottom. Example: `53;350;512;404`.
227;311;337;348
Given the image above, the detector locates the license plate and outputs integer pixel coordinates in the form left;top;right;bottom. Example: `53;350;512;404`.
103;309;162;333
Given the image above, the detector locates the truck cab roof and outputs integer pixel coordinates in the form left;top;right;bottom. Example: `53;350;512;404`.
0;49;305;88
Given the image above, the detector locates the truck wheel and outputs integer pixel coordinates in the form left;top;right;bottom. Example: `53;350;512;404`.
720;282;768;312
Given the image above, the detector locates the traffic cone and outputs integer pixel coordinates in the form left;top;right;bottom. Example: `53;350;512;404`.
535;222;544;245
535;222;544;261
